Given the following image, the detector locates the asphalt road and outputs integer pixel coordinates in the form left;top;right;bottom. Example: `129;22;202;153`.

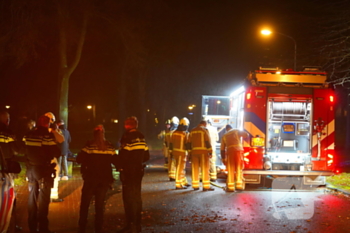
13;152;350;233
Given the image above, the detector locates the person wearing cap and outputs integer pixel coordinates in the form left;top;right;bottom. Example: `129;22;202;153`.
169;117;191;189
188;120;214;191
114;116;150;233
56;119;71;181
157;119;171;169
164;116;179;181
23;115;61;233
76;125;117;233
220;124;249;192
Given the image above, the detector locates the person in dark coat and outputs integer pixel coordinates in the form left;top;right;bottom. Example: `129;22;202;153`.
77;125;117;233
56;119;71;180
23;115;61;233
115;116;150;233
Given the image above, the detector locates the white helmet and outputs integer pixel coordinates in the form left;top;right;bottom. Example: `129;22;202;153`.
171;116;179;125
44;112;56;124
180;117;189;126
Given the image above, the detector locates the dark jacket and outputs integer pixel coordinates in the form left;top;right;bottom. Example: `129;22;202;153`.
0;122;17;160
77;140;116;183
23;126;61;180
115;129;150;173
58;124;71;155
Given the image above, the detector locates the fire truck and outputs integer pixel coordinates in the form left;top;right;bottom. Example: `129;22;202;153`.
202;67;335;186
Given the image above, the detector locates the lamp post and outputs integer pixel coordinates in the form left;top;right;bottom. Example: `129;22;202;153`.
87;104;96;124
261;29;297;71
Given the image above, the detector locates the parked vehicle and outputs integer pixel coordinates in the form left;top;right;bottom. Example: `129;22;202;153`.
202;67;335;186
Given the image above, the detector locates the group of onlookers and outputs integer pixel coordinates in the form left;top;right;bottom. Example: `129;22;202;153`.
0;111;149;233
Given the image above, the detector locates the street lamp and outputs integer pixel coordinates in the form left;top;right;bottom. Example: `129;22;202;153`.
87;104;96;123
261;29;297;71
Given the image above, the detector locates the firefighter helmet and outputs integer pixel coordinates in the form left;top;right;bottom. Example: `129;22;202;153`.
44;112;56;124
179;117;189;126
171;116;179;125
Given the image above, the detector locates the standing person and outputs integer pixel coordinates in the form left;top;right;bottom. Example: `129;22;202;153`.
44;112;65;202
23;115;61;233
169;117;190;189
76;125;117;233
164;116;179;181
220;124;249;192
188;120;214;191
56;119;71;180
206;119;219;182
157;119;171;169
0;111;21;233
114;116;150;233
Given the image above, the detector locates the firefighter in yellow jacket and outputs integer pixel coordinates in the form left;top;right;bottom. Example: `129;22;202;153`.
165;116;179;181
206;119;219;181
220;124;249;192
188;120;214;191
169;117;190;189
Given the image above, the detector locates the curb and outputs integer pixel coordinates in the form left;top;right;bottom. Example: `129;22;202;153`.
326;183;350;195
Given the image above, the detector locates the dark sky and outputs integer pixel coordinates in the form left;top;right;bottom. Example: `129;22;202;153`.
0;0;328;131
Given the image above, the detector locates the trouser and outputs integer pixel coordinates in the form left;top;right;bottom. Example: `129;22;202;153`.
121;170;144;231
174;153;188;188
191;153;210;189
168;152;176;180
28;177;52;233
226;150;244;191
58;154;68;176
163;145;169;169
78;180;110;233
50;158;60;199
209;151;217;180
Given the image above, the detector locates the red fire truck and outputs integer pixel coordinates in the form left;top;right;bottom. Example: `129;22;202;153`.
202;67;335;186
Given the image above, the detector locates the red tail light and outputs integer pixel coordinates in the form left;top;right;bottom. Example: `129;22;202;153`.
246;93;251;100
329;95;334;103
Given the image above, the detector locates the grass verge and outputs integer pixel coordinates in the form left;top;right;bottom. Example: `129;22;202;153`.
326;173;350;191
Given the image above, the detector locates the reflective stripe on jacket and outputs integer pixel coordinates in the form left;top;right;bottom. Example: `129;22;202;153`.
189;125;212;154
221;129;243;152
170;130;189;155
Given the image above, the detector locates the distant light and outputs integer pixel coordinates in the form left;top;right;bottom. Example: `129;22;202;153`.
147;109;150;112
188;106;193;110
87;105;92;109
261;29;272;35
5;105;10;109
155;118;159;124
217;100;221;104
188;112;193;115
113;119;118;123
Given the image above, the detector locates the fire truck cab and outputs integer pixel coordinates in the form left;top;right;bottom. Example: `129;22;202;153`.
202;67;335;186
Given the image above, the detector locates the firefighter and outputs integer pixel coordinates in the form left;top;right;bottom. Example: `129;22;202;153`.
157;119;171;169
77;125;117;233
44;112;65;202
220;124;249;192
114;116;150;233
169;117;191;189
206;119;219;181
188;120;214;191
23;115;61;233
165;116;179;181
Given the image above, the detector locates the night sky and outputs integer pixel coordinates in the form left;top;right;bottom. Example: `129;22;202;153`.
0;0;335;136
